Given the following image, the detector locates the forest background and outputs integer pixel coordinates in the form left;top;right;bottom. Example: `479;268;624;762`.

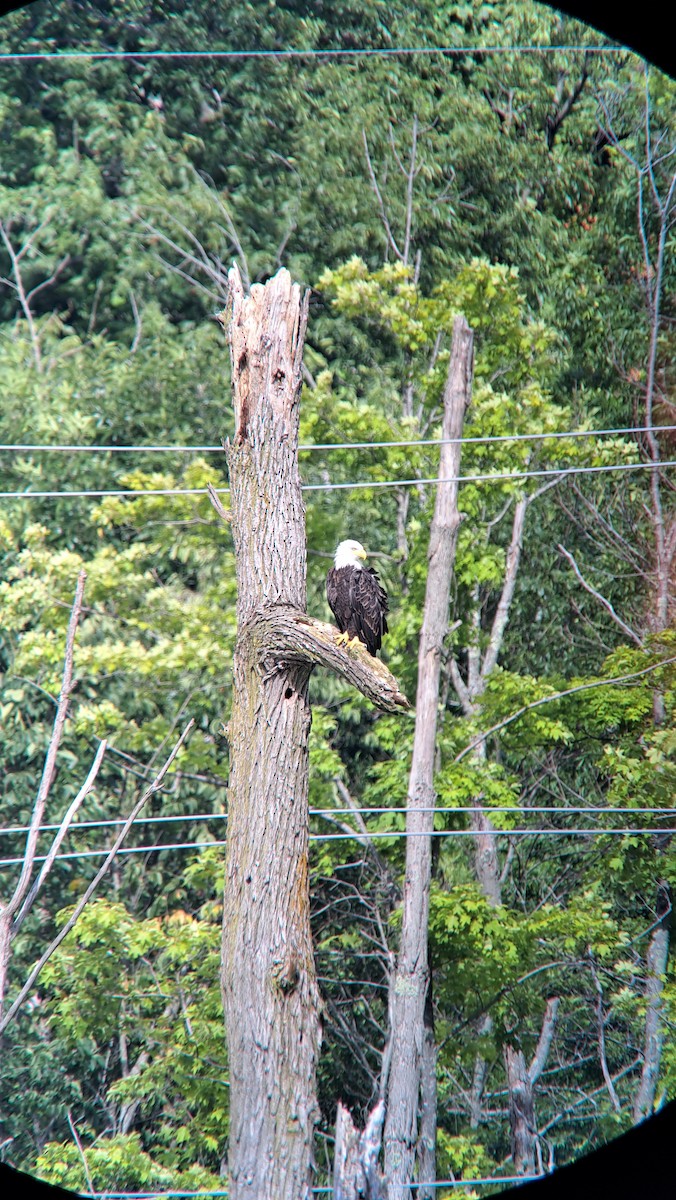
0;0;675;1195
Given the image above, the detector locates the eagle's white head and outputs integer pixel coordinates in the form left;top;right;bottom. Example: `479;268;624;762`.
334;539;368;569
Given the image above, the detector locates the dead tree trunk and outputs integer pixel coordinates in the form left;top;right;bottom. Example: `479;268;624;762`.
633;883;671;1123
417;977;437;1195
219;268;409;1200
333;1101;387;1200
221;269;320;1200
504;1045;537;1176
383;315;474;1198
504;997;559;1175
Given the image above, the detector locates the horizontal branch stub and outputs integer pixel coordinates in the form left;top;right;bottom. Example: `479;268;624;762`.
242;606;410;713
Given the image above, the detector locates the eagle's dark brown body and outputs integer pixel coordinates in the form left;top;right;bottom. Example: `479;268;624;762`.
326;564;389;656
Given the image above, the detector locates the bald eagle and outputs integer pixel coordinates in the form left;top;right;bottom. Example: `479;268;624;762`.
326;540;389;657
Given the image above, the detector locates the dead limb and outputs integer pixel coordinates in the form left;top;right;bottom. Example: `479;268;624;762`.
4;571;87;922
0;720;194;1035
246;606;409;713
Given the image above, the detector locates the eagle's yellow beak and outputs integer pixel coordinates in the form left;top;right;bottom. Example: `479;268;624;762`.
357;547;368;560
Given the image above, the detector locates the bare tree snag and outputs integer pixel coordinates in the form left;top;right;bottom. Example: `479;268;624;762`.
504;1044;537;1176
219;267;409;1200
417;979;437;1195
333;1101;386;1199
504;997;559;1175
633;883;671;1123
383;315;474;1198
221;268;320;1200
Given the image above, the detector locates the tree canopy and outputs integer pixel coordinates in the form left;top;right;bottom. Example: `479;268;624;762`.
0;0;675;1194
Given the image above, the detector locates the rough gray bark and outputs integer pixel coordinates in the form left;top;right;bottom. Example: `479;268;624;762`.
383;315;474;1197
247;608;408;713
633;884;671;1123
333;1101;386;1200
220;268;409;1200
470;806;503;909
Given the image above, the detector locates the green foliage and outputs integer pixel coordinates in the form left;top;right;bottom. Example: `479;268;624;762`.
0;0;674;1186
36;1133;222;1194
435;1131;497;1198
38;884;227;1178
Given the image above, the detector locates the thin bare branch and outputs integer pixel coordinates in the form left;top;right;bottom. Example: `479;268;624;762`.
456;655;676;762
5;571;86;920
153;252;226;306
25;252;71;306
0;219;43;372
67;1112;94;1196
333;779;378;845
302;362;317;389
589;952;621;1113
557;543;643;646
567;483;648;571
12;740;108;935
481;497;528;682
403;115;418;267
141;216;229;302
0;720;194;1035
644;68;663;215
207;481;232;523
129;289;142;354
362;130;404;262
466;585;483;700
545;53;590;149
191;168;251;289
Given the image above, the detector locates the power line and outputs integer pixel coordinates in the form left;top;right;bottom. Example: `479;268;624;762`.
311;827;676;840
0;45;620;63
84;1193;227;1199
1;424;674;456
1;827;673;868
73;1180;543;1198
81;1181;542;1198
1;455;674;502
2;805;675;840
